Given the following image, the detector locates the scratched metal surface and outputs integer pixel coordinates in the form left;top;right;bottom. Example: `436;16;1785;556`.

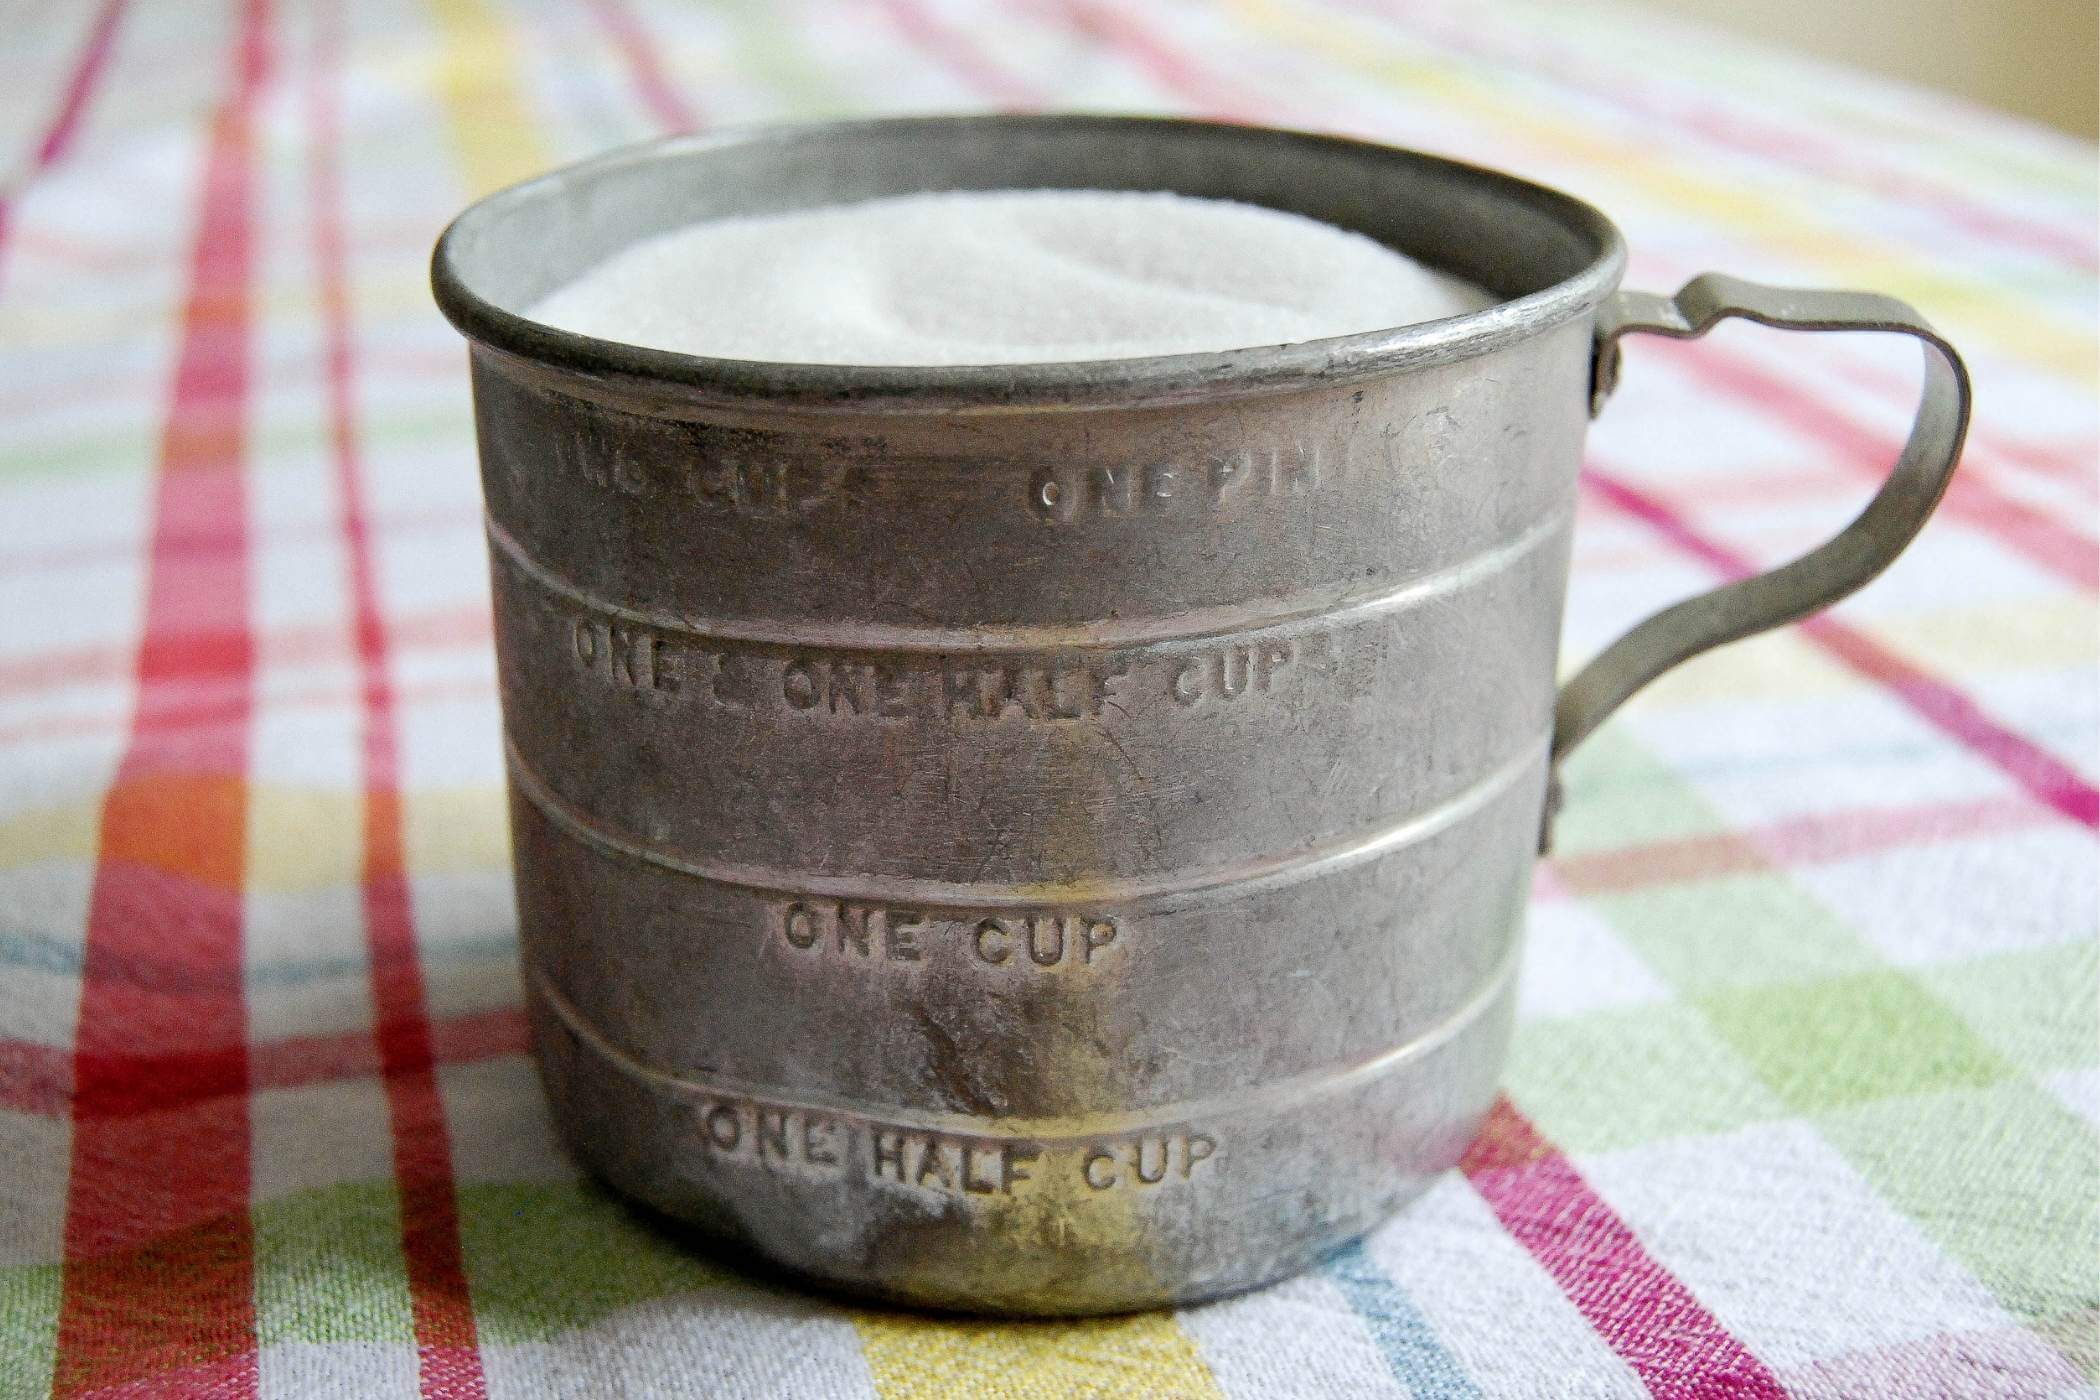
438;116;1962;1316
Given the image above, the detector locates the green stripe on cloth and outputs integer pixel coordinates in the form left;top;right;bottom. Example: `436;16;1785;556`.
1700;972;2016;1110
1816;1088;2099;1335
1507;1003;1790;1153
0;1264;59;1400
1549;729;1728;854
253;1184;415;1345
714;0;857;119
1561;733;2097;1337
1598;875;1884;992
1556;736;1889;990
457;1181;732;1343
1919;942;2100;1075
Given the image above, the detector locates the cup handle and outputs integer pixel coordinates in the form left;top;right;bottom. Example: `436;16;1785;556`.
1544;273;1972;845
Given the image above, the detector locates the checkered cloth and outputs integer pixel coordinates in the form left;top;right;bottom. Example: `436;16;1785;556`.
2;0;2094;1394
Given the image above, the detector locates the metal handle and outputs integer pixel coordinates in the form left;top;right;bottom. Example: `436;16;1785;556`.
1546;273;1971;836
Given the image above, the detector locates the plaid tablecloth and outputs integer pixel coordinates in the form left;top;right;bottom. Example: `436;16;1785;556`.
2;0;2095;1394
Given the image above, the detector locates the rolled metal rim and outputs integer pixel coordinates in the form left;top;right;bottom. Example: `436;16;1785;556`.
430;113;1627;414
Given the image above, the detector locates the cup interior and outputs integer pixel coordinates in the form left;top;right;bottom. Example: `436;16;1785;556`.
432;115;1625;402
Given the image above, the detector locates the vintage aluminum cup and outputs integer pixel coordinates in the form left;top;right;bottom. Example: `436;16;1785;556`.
433;115;1968;1315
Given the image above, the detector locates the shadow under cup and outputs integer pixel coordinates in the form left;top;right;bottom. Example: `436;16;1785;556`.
431;115;1842;1316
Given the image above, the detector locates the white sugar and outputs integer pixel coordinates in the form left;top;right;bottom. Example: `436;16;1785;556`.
529;189;1493;366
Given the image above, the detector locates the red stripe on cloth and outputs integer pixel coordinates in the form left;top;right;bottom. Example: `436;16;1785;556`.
2;1010;529;1120
72;1045;248;1119
52;0;270;1392
1669;340;2098;592
1463;1100;1787;1398
252;1006;524;1098
56;1006;526;1120
252;1005;527;1094
310;0;488;1390
581;0;699;133
1585;466;2100;831
0;0;131;292
426;1004;532;1066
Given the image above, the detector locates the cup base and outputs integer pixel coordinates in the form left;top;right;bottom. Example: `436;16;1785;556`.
525;975;1512;1317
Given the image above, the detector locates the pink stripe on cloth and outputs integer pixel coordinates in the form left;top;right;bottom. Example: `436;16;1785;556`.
0;601;491;703
0;1011;529;1120
1051;0;1257;118
1549;794;2060;897
1831;356;2097;499
0;0;131;290
28;0;130;169
1003;0;2094;834
0;674;497;749
880;0;1039;109
1585;465;2100;831
1463;1101;1787;1399
0;1037;70;1119
582;0;699;133
1670;340;2098;592
1357;0;2098;273
1778;1324;2088;1398
310;0;487;1390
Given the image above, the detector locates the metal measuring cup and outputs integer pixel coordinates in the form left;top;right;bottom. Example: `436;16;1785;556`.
433;115;1968;1315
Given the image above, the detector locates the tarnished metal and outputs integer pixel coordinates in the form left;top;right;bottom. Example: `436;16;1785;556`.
432;115;1969;1316
1560;274;1972;766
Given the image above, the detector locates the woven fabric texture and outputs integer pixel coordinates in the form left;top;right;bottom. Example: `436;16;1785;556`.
0;0;2094;1395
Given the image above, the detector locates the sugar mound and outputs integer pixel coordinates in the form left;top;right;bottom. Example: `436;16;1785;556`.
528;189;1494;366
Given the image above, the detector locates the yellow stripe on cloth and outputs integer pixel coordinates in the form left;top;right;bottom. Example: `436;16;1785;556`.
856;1310;1223;1399
1630;594;2100;707
427;0;551;195
0;785;509;891
1234;0;2098;383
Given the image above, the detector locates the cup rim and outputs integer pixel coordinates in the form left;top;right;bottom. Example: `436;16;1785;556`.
431;114;1628;414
